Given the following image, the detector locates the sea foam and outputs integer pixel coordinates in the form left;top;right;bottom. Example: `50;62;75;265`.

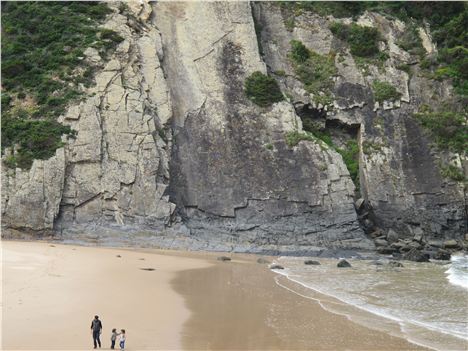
445;254;468;290
274;256;468;351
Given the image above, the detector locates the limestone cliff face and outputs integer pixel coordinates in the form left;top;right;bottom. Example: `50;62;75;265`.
1;2;466;251
253;3;466;241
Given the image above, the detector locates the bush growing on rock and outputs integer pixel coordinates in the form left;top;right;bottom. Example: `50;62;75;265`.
414;106;467;154
1;117;74;169
288;41;337;101
290;40;310;63
440;164;466;182
329;22;381;58
396;23;425;57
372;80;402;103
336;140;359;186
244;71;284;107
284;130;316;147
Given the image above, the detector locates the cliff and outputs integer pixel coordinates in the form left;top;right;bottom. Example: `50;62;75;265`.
2;2;466;254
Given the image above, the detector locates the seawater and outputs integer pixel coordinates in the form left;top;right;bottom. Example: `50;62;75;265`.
274;254;468;351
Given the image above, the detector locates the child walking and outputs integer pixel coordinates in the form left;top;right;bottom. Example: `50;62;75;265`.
110;328;119;349
119;329;126;350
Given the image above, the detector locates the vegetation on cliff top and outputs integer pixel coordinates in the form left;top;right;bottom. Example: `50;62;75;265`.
277;2;467;98
244;71;284;107
1;1;122;169
2;118;74;169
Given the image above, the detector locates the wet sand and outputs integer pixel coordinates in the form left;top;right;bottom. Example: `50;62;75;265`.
173;256;430;350
2;240;429;350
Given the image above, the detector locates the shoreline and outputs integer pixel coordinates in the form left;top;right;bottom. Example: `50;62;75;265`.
273;257;468;351
2;240;434;350
172;253;430;351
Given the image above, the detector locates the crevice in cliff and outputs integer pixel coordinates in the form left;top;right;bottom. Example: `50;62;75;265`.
294;103;361;191
293;102;382;238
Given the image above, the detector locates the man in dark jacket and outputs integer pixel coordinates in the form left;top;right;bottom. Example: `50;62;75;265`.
90;315;103;349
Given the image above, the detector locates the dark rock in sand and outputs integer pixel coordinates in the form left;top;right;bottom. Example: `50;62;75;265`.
269;264;284;270
443;240;459;249
304;260;321;265
116;255;122;258
388;260;404;268
217;256;231;261
337;259;351;268
402;248;429;262
140;268;156;271
433;249;451;261
369;260;384;266
257;258;270;264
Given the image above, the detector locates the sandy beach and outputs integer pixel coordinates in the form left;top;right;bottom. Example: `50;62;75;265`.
2;241;429;350
2;241;210;350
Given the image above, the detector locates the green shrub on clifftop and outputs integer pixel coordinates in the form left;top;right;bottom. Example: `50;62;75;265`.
244;71;284;107
1;2;120;169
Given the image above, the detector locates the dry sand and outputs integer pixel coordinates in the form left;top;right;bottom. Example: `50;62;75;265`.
2;241;429;350
2;240;211;350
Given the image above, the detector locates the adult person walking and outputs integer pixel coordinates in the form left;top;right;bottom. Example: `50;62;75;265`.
90;315;103;349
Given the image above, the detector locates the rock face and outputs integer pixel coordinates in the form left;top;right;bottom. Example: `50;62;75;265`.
252;3;466;241
1;2;466;252
2;149;66;231
3;2;176;235
155;2;370;252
